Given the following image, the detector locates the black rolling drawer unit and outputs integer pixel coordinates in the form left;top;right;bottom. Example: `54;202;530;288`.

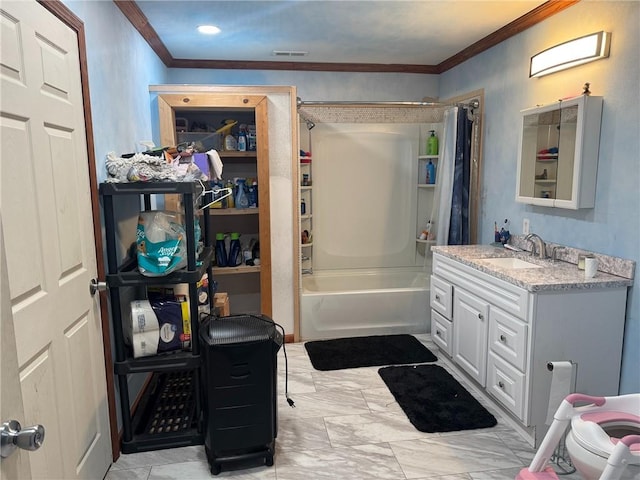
199;314;282;475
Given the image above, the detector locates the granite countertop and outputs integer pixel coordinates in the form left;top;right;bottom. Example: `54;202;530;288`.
431;243;635;292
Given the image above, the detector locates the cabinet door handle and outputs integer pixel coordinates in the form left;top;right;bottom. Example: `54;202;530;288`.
436;330;441;337
435;294;440;301
478;313;484;320
499;335;506;342
498;381;505;389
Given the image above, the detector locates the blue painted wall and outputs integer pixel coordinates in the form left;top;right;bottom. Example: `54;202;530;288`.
63;0;168;182
439;1;639;394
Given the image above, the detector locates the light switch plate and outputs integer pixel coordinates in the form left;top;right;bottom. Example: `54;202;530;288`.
523;218;530;234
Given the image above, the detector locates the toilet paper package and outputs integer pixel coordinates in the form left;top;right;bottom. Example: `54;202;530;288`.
136;210;201;277
126;295;191;358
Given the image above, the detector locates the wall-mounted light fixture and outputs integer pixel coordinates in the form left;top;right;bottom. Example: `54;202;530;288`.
530;31;611;78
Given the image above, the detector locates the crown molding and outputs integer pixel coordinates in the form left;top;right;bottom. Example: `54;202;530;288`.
114;0;579;74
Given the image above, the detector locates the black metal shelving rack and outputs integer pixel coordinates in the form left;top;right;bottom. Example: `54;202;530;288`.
99;181;214;453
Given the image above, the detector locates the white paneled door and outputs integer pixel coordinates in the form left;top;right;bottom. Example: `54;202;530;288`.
0;2;111;479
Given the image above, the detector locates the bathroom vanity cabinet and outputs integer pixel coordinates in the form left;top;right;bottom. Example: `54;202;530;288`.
430;251;628;445
515;95;603;209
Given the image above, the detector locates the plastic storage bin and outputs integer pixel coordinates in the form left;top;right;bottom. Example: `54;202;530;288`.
199;314;282;475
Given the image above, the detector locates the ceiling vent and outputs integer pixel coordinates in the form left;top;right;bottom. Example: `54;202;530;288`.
272;50;308;57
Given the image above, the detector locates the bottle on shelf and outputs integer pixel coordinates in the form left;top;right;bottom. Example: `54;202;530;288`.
210;181;224;208
235;179;249;209
224;133;237;151
253;181;258;207
247;181;258;208
427;130;439;155
301;199;306;215
225;179;235;208
227;232;242;267
419;220;432;240
252;241;260;265
215;233;228;267
247;125;257;151
426;160;436;184
237;125;247;152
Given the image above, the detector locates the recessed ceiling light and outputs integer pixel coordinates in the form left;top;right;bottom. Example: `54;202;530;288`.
197;25;221;35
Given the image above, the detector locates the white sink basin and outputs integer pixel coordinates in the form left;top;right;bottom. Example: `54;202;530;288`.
479;257;543;269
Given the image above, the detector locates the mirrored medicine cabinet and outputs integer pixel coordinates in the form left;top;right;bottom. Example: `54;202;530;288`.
515;95;603;209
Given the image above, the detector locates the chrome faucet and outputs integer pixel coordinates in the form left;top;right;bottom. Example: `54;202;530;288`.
525;233;546;259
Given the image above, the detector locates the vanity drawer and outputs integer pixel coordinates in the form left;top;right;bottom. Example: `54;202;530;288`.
433;254;529;321
431;309;452;356
487;352;526;421
430;275;452;319
489;307;528;371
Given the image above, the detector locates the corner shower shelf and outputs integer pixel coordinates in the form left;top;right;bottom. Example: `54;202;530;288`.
301;242;313;248
418;184;436;188
416;239;436;245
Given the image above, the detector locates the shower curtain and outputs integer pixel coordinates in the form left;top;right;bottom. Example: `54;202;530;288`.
431;107;473;245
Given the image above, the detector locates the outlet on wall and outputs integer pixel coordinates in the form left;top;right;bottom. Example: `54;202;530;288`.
523;218;530;234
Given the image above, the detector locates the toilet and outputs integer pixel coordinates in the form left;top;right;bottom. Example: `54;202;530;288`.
517;393;640;480
565;396;640;480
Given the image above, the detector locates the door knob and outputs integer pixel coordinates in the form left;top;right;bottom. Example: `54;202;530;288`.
1;420;45;458
89;278;107;296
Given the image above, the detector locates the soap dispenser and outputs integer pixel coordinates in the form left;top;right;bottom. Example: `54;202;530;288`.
427;130;439;155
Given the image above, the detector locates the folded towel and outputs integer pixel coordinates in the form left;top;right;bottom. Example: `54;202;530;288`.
206;149;224;181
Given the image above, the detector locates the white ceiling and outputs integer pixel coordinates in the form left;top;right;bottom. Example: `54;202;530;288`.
134;0;548;66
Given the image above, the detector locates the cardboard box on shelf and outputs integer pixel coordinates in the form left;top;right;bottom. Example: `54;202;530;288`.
214;293;230;317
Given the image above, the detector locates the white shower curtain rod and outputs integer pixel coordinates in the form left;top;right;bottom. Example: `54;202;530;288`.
297;98;480;109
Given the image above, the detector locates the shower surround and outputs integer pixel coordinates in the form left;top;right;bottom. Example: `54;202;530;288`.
298;104;449;340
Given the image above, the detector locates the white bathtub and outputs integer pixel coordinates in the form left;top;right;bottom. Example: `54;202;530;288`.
300;268;431;340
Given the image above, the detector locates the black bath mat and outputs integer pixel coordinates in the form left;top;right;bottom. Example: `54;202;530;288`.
378;364;497;433
304;334;437;371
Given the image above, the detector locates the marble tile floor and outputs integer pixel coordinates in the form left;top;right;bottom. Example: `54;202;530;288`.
106;335;584;480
